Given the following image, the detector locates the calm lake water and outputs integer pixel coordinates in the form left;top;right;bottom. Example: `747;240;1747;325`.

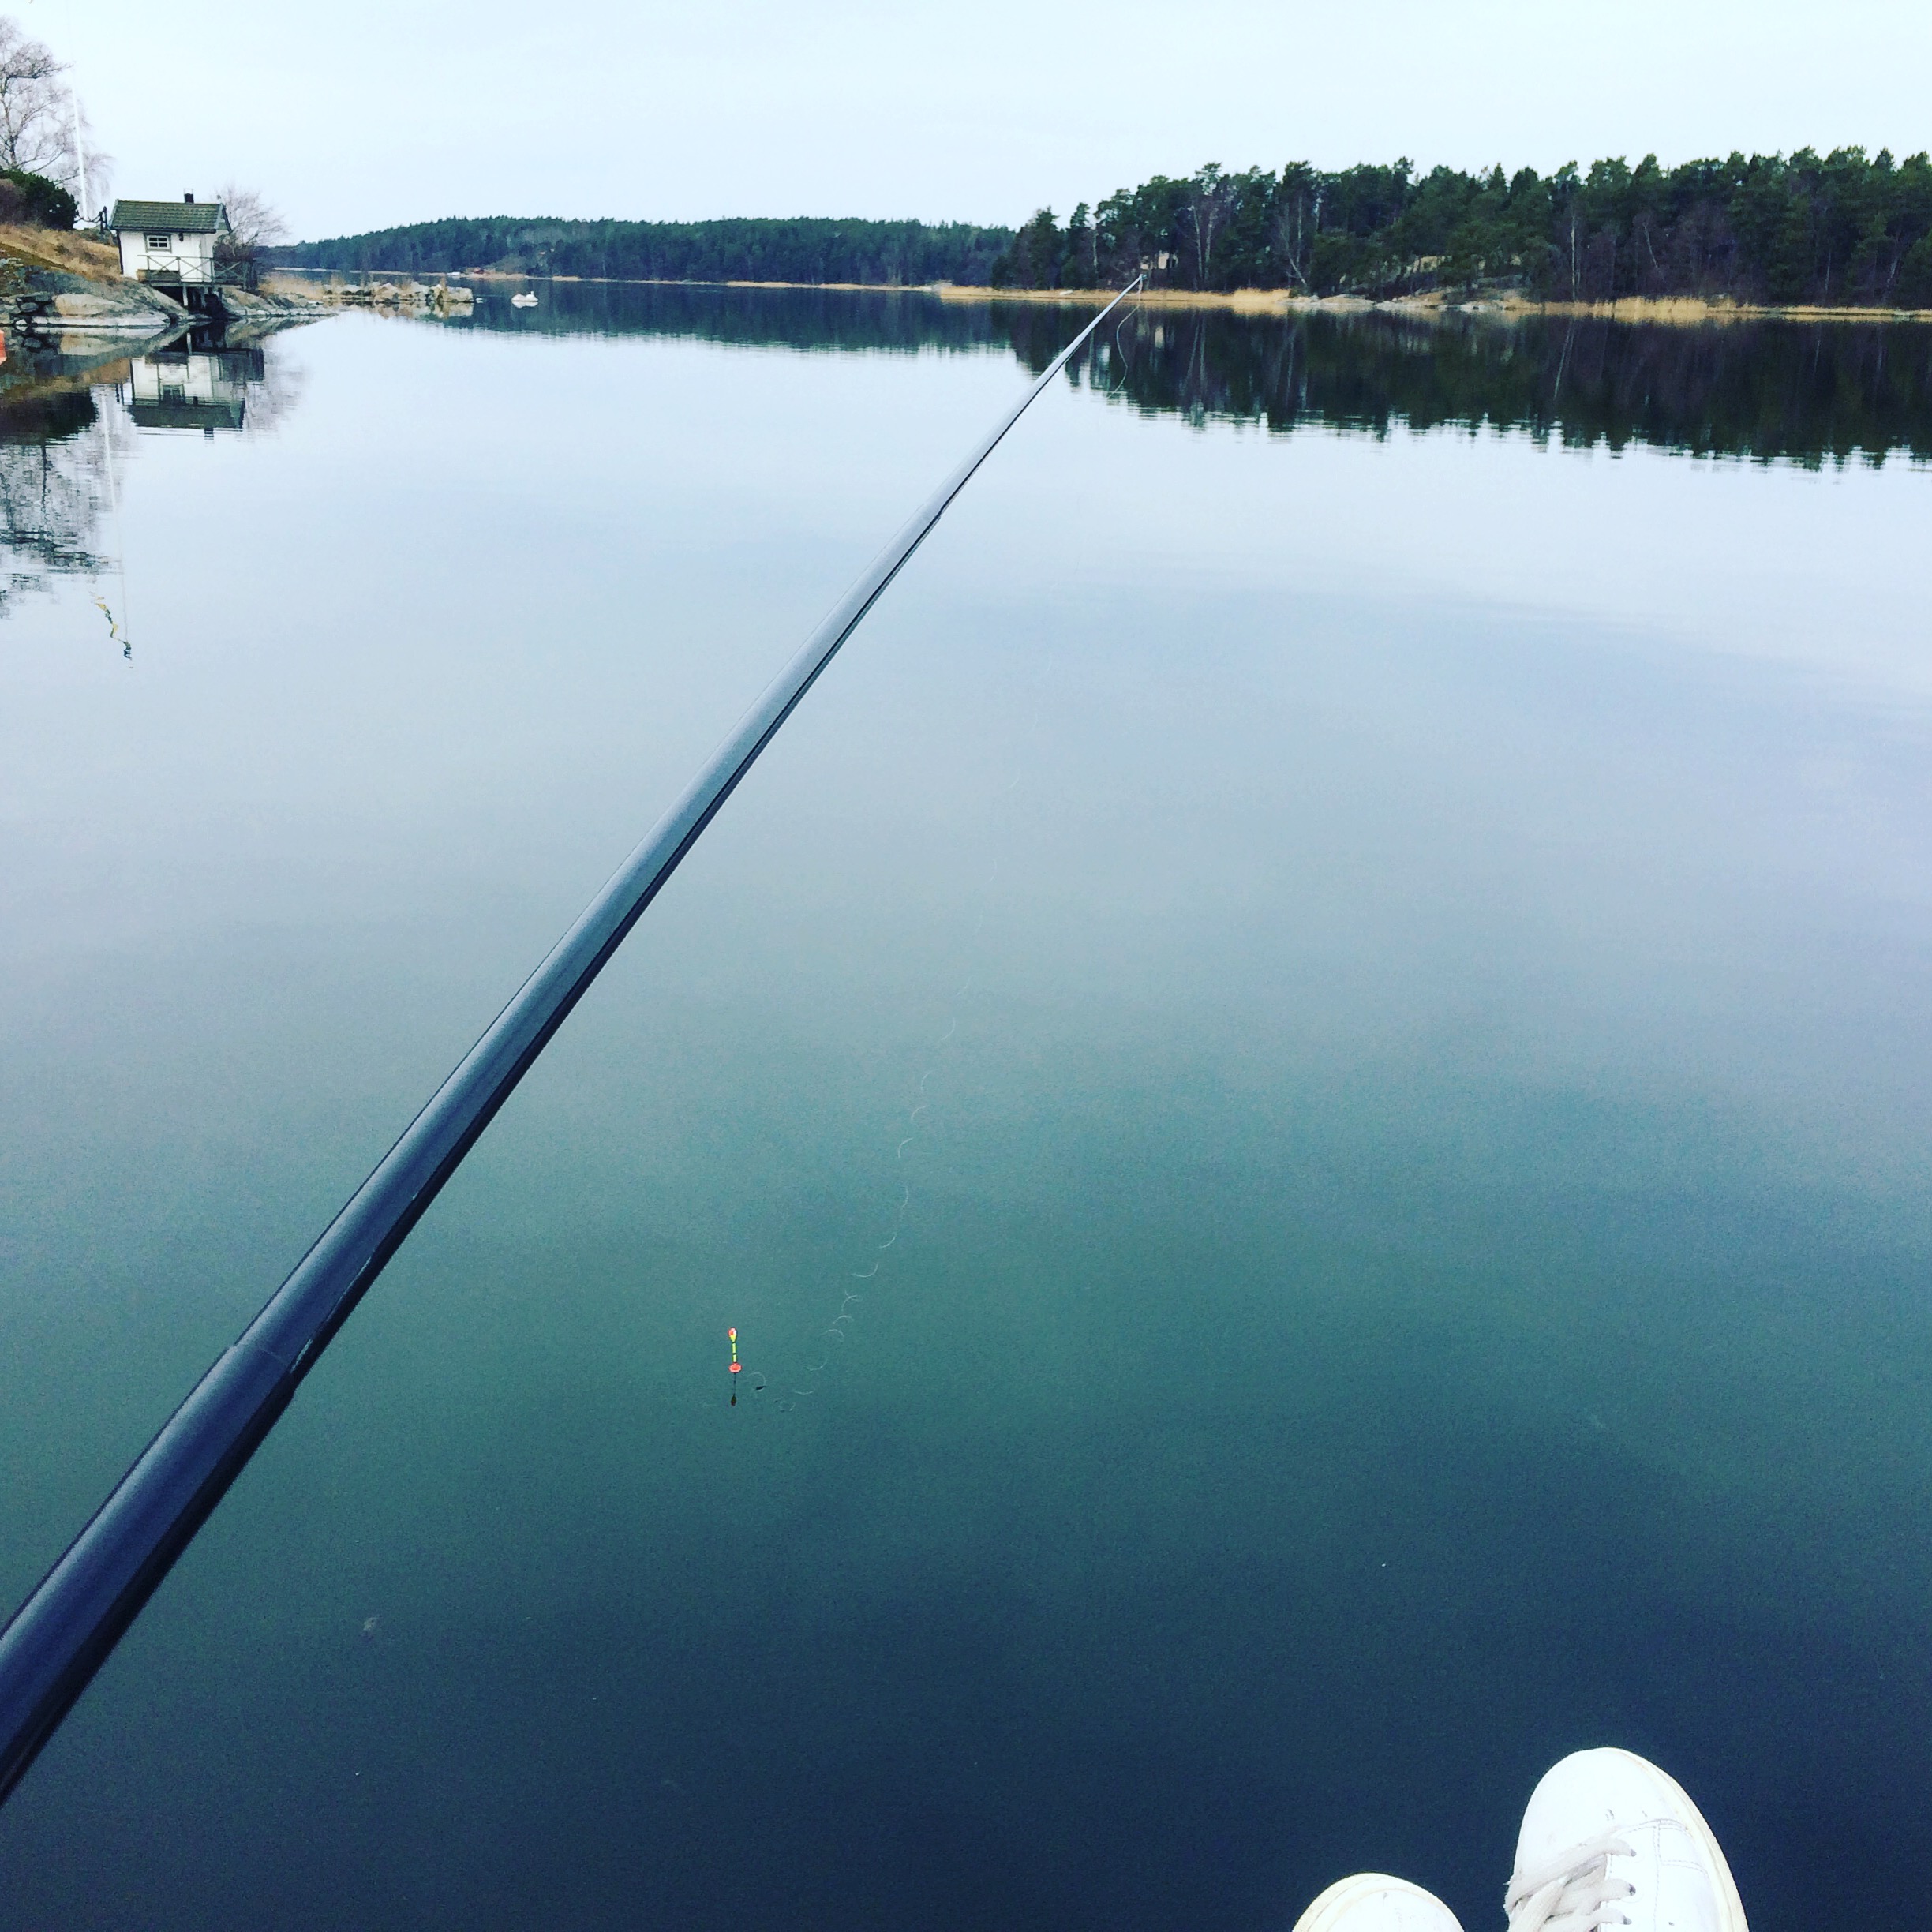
2;286;1930;1930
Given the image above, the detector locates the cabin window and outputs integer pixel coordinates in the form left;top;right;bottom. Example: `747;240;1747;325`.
144;234;170;251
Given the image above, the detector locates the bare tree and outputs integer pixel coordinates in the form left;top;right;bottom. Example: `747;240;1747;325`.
1272;167;1323;293
217;184;289;256
0;15;109;212
1187;163;1225;289
0;17;66;176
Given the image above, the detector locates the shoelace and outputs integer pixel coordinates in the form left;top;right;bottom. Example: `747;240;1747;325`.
1505;1829;1638;1932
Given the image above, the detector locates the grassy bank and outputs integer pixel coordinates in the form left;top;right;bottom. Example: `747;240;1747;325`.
0;225;122;279
939;283;1932;323
287;264;1932;324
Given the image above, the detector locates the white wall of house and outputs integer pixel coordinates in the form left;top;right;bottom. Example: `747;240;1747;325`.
117;225;221;283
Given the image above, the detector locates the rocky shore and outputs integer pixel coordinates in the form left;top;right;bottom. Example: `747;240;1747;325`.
0;258;329;350
266;274;474;317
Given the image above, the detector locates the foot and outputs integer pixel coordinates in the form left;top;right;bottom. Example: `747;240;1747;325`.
1505;1747;1748;1932
1293;1872;1465;1932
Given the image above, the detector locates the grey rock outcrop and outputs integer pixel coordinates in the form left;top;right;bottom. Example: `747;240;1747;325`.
2;266;328;346
4;265;189;338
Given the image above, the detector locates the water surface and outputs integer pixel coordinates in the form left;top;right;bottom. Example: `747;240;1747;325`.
1;288;1929;1930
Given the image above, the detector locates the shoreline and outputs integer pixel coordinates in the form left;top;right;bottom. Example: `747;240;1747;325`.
935;284;1932;324
275;267;1932;325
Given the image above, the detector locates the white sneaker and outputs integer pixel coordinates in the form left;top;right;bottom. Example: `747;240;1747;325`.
1505;1747;1748;1932
1293;1872;1465;1932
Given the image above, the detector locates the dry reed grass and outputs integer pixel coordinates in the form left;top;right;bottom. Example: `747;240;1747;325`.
939;283;1932;324
0;225;124;279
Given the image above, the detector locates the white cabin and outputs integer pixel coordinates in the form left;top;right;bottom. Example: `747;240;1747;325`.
109;195;231;290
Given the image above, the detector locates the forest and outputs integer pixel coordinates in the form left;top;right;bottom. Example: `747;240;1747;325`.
285;151;1932;309
992;149;1932;306
283;215;1011;286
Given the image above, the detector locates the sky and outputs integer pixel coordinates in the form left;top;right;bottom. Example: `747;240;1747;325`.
27;0;1932;241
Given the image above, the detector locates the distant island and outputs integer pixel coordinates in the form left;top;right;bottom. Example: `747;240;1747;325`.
282;216;1012;288
286;149;1932;313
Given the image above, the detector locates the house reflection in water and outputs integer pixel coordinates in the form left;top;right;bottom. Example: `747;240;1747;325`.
121;336;266;436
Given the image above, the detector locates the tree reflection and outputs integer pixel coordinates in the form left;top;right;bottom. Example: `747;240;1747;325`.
0;320;301;642
456;279;1932;466
1005;307;1932;468
0;373;117;619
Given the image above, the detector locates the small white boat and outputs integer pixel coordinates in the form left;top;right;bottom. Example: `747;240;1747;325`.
511;290;538;308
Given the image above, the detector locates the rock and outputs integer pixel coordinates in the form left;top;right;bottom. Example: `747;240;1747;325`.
3;265;188;335
51;286;182;331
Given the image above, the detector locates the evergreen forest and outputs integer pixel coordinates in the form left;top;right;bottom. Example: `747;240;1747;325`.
993;150;1932;306
283;215;1011;286
286;150;1932;309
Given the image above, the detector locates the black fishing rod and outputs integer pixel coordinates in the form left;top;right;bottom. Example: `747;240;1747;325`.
0;278;1144;1807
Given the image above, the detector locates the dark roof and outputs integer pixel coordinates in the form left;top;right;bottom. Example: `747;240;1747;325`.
110;199;228;235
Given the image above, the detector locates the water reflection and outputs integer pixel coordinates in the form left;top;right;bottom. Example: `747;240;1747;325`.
443;278;1932;468
0;365;120;620
123;339;264;434
1033;308;1932;468
2;277;1929;1932
443;275;1020;354
0;319;298;631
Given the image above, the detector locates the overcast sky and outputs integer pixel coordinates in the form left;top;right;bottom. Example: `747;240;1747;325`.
30;0;1932;240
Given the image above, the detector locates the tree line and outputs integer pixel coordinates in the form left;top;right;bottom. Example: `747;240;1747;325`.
992;151;1932;307
283;216;1013;286
285;151;1932;308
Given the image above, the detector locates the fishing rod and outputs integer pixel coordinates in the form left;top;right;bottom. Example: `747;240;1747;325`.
0;278;1144;1808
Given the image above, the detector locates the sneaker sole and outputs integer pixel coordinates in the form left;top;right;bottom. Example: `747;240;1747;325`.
1290;1871;1463;1932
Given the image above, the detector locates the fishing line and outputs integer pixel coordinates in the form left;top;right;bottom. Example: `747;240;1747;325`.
1093;302;1141;406
725;289;1144;1418
747;556;1078;1417
746;825;1005;1408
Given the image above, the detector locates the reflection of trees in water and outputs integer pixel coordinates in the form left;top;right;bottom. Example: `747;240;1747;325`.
1002;308;1932;467
466;282;1932;466
0;325;302;637
235;339;305;435
463;278;1024;354
0;384;117;619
